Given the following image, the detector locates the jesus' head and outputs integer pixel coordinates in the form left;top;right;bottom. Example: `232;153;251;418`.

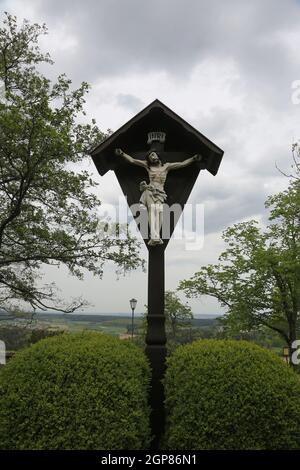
146;150;162;167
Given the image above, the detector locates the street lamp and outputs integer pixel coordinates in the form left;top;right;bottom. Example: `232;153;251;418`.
130;298;137;340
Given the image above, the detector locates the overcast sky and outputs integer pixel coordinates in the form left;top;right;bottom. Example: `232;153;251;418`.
1;0;299;314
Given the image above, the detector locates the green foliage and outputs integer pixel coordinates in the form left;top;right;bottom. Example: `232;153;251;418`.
139;291;194;351
0;331;151;449
0;324;29;350
179;182;300;360
165;291;193;339
164;339;300;449
0;324;61;350
0;13;143;313
28;327;63;345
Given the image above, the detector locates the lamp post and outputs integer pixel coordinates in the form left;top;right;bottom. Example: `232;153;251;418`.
130;298;137;340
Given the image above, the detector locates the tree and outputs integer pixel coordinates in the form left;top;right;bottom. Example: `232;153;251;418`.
277;143;300;181
0;14;143;314
179;182;300;365
0;323;62;351
164;290;193;340
137;291;193;349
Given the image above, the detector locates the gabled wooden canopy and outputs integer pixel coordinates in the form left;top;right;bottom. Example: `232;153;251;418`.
90;99;224;245
90;99;224;176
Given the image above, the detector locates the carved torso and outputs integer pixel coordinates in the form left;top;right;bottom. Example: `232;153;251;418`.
147;164;168;190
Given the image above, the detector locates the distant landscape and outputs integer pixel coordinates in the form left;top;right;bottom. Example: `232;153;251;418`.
0;310;222;352
33;312;220;336
0;310;284;357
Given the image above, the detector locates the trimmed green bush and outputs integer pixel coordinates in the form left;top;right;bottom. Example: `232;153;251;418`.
0;331;151;450
164;340;300;450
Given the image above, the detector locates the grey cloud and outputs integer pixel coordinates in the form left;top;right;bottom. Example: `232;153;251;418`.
116;93;144;112
19;0;300;114
188;173;269;235
193;105;295;179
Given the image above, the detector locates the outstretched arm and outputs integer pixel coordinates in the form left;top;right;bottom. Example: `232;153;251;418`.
115;148;147;169
165;154;202;171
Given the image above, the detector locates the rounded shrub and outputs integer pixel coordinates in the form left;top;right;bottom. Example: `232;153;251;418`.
0;331;151;450
164;340;300;450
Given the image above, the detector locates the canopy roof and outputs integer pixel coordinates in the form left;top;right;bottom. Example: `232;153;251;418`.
90;99;224;176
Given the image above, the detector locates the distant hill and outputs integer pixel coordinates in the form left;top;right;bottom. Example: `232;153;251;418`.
35;312;221;326
35;313;127;323
36;312;221;324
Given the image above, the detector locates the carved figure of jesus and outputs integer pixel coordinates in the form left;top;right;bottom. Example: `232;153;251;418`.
115;148;201;246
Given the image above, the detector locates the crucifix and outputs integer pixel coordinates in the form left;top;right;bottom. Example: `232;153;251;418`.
115;135;201;245
90;99;224;449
